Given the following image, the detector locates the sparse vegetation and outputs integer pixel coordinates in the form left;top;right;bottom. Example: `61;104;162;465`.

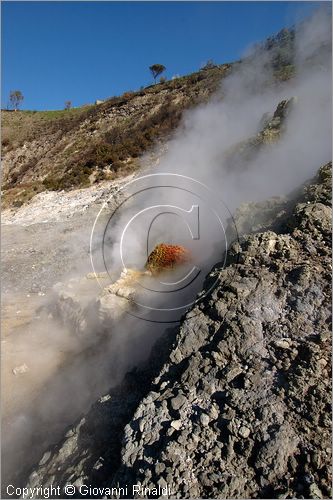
9;90;24;110
261;28;296;79
121;91;134;100
2;64;232;205
201;59;216;70
2;34;298;207
149;64;166;83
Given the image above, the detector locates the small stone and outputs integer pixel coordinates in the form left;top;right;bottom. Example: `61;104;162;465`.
274;339;291;349
171;420;182;430
226;366;243;383
12;363;29;375
138;419;145;433
99;394;111;403
239;426;250;438
39;451;51;466
170;394;187;411
200;413;210;426
158;477;168;489
73;477;84;488
319;331;330;342
309;483;323;499
93;458;104;471
155;462;166;474
208;405;219;420
30;283;40;293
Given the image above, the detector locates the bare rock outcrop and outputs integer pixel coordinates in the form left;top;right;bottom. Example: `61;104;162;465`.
108;163;331;499
224;97;296;170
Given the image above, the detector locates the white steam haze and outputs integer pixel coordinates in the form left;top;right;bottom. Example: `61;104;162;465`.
104;6;331;321
2;6;332;491
151;7;331;208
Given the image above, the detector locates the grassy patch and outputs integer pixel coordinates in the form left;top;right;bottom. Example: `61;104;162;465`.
38;107;92;121
2;182;46;208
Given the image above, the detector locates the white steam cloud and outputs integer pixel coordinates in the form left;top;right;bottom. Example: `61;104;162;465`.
152;8;331;209
104;6;331;321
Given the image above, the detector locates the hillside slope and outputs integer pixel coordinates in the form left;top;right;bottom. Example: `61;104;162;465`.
1;65;231;207
1;27;300;209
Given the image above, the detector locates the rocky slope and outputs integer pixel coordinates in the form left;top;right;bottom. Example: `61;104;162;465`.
24;162;332;498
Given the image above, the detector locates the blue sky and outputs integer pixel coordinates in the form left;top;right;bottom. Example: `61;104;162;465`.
1;1;323;110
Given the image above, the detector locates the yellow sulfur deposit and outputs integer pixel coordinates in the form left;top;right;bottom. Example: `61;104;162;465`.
145;243;191;275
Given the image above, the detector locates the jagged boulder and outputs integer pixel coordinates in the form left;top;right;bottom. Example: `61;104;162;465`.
48;271;137;340
49;247;193;338
224;97;296;167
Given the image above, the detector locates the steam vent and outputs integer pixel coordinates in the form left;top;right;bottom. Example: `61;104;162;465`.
145;243;191;275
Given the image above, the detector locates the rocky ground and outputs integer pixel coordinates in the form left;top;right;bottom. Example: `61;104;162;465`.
1;175;131;490
22;162;332;499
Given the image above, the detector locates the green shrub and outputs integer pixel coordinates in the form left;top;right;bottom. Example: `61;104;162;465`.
13;200;24;208
2;137;10;147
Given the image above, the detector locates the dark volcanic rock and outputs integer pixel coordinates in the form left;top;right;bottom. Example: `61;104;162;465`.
24;162;332;499
224;97;297;169
110;162;332;499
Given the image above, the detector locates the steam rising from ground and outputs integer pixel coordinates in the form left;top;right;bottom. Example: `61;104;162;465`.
2;6;332;490
152;7;331;209
105;6;331;318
